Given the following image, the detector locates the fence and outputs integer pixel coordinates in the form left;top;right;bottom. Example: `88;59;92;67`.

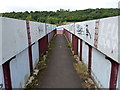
63;16;120;89
0;17;56;88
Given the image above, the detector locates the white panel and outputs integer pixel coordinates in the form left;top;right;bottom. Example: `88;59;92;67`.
10;48;30;88
78;39;80;56
49;31;54;43
30;22;46;41
91;48;111;88
46;24;51;34
70;34;72;43
40;23;46;38
52;25;56;30
0;17;2;65
51;25;54;30
75;20;96;47
65;16;119;63
48;33;52;43
29;21;40;44
82;41;89;66
69;23;75;34
2;17;28;64
98;16;118;62
32;42;39;68
56;26;64;31
0;65;5;89
68;33;71;42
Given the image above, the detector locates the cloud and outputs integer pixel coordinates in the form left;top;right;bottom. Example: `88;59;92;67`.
0;0;119;13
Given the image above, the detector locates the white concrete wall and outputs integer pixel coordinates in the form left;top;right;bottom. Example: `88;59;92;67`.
0;17;56;88
69;23;75;34
63;16;119;63
78;39;80;57
0;65;5;88
91;48;111;88
48;32;53;43
10;48;30;88
68;33;71;42
0;17;2;65
2;18;28;65
64;16;120;89
32;42;39;69
46;24;52;34
70;34;72;43
29;21;40;45
98;16;118;63
29;21;46;45
75;20;96;46
82;41;89;66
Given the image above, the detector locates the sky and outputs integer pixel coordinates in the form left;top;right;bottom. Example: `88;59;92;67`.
0;0;119;13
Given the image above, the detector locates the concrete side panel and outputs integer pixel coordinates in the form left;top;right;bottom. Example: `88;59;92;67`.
40;23;46;38
91;48;111;88
48;32;53;43
2;18;28;64
32;42;39;69
64;25;70;31
65;16;119;63
75;20;96;47
82;41;89;66
69;23;75;34
0;65;5;88
51;25;55;30
29;21;40;44
70;33;72;43
48;33;50;43
78;39;80;56
10;48;30;88
46;24;52;34
68;32;71;42
0;17;2;65
98;16;118;63
29;22;48;44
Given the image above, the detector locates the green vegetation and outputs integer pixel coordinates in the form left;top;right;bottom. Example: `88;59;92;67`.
1;8;120;25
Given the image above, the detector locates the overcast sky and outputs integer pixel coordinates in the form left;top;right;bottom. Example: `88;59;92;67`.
0;0;119;13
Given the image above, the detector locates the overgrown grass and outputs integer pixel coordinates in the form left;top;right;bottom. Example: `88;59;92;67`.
74;61;98;88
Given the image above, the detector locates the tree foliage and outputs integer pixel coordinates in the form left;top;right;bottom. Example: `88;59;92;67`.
2;8;119;25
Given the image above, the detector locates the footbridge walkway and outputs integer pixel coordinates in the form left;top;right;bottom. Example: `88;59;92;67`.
0;16;120;89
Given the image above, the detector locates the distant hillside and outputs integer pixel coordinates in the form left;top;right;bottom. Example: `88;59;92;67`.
1;8;120;25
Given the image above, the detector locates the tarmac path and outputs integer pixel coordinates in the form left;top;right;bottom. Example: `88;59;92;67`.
40;34;83;88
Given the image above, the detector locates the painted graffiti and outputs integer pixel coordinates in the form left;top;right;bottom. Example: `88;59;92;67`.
85;25;91;39
76;24;92;39
38;24;44;33
76;25;84;35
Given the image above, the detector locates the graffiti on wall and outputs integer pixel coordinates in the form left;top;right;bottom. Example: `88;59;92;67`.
85;25;92;39
76;24;92;39
76;25;84;35
38;24;44;33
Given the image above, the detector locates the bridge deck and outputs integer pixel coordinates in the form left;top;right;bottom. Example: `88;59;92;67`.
39;34;83;88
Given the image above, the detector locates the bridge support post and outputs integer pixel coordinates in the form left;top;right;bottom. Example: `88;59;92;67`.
26;21;33;73
88;45;92;74
2;57;15;89
105;56;119;89
80;39;82;61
